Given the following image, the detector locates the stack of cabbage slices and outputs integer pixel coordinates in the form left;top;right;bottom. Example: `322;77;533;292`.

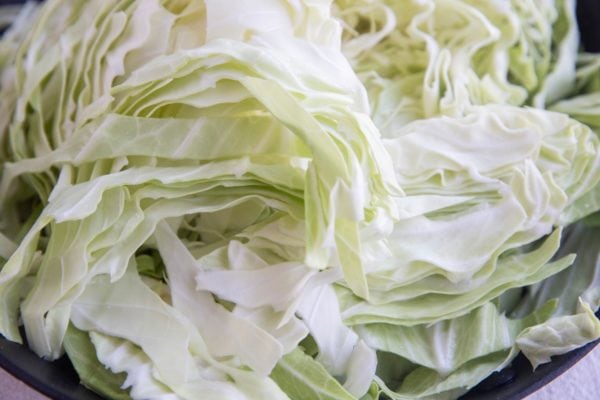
1;1;599;399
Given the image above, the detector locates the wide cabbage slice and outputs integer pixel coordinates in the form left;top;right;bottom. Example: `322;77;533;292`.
551;52;600;131
0;0;398;301
338;105;599;325
62;325;130;400
360;300;558;399
512;223;600;318
332;104;599;397
333;0;579;131
0;0;392;398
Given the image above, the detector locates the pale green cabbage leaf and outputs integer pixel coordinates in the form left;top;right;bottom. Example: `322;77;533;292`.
0;1;599;400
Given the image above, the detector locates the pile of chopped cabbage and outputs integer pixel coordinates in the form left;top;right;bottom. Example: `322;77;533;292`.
0;1;599;399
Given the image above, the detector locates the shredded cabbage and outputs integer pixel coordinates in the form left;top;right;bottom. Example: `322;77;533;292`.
0;1;598;400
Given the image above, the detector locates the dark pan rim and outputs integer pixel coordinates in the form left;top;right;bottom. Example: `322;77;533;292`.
1;331;599;400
